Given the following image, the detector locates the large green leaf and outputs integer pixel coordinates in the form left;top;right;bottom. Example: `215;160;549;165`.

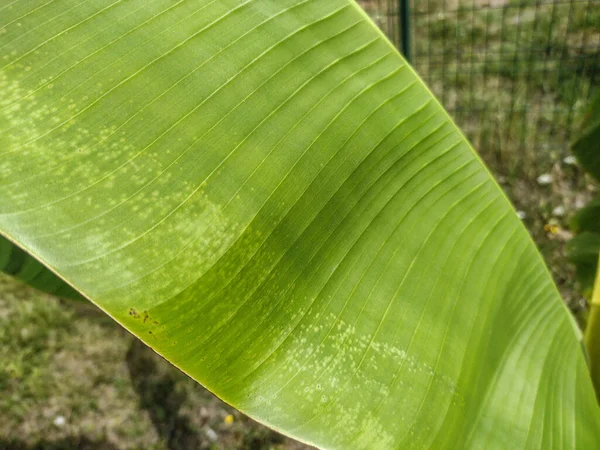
1;1;598;448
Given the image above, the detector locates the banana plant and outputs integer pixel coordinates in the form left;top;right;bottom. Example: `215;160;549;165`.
1;1;599;448
568;93;600;401
569;94;600;297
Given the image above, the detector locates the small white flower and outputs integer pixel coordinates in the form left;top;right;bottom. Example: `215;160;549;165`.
563;155;577;165
536;173;553;185
552;205;566;217
516;210;527;220
53;416;66;427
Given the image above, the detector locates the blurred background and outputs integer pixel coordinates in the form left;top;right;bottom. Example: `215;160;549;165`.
1;1;598;449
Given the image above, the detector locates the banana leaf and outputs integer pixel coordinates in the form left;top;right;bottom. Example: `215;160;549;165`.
1;1;599;448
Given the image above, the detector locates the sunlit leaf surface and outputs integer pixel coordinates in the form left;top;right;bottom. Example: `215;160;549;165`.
1;1;598;448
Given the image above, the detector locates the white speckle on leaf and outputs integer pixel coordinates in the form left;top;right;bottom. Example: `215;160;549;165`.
516;210;527;220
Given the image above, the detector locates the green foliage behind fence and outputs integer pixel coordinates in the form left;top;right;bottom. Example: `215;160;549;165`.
360;0;599;179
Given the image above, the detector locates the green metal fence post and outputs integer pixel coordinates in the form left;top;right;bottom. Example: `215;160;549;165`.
399;0;412;62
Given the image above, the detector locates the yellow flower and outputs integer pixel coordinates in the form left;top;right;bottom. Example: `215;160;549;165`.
224;414;234;425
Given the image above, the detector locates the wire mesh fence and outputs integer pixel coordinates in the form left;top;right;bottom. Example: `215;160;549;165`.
359;0;600;180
